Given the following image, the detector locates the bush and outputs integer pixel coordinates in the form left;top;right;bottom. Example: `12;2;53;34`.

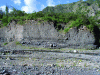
16;16;20;20
26;14;33;20
15;41;22;45
64;28;70;33
86;24;94;31
0;14;3;19
4;42;8;45
2;16;8;24
3;23;8;26
17;20;25;25
8;17;12;23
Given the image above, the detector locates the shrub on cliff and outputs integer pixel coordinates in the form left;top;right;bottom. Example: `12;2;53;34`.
1;16;8;26
63;13;98;33
15;41;22;46
0;14;3;19
4;42;8;45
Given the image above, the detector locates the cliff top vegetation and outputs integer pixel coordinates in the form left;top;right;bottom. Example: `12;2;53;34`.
0;0;100;36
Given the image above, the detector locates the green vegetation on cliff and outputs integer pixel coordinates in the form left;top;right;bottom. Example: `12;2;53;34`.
0;0;100;47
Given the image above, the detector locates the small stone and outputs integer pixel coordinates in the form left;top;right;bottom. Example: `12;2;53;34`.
2;70;6;73
79;63;81;65
52;64;56;67
0;70;10;75
28;66;31;69
79;55;81;57
53;44;57;47
29;58;31;60
73;50;78;53
4;73;10;75
50;44;53;47
23;64;28;67
96;69;99;71
29;64;32;66
6;57;10;60
2;53;4;55
73;50;77;53
13;69;17;72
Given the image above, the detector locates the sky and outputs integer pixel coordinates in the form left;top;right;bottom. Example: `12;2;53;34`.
0;0;86;13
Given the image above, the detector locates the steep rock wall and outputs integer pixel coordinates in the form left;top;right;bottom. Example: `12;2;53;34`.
0;20;97;49
0;21;23;42
23;20;59;40
65;26;96;49
0;20;60;42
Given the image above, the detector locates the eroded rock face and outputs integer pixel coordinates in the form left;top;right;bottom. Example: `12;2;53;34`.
0;20;97;49
64;26;96;49
23;20;59;40
0;21;23;42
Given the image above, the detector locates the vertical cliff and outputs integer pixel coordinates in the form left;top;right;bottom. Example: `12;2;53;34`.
65;26;96;49
0;20;97;49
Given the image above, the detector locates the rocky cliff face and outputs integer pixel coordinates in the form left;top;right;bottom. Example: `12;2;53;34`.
23;20;60;40
0;20;97;49
65;26;96;49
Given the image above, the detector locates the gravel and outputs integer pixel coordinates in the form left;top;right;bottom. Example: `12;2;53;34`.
0;65;100;75
0;48;100;75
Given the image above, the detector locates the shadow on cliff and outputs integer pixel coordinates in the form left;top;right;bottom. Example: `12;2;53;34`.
53;21;64;31
93;26;100;48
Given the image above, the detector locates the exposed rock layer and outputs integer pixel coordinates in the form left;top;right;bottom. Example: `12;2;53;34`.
0;20;97;49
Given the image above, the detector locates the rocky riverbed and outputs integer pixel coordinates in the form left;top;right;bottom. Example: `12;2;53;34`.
0;48;100;75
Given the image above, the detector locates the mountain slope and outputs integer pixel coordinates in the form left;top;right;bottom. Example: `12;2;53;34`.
42;1;100;17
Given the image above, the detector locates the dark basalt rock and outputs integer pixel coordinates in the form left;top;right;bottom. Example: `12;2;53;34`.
0;70;11;75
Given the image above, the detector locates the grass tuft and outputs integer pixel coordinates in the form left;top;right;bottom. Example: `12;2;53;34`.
3;42;8;45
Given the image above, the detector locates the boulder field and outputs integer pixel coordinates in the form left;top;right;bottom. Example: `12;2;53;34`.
0;20;97;49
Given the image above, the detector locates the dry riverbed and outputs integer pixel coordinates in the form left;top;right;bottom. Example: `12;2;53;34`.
0;47;100;75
